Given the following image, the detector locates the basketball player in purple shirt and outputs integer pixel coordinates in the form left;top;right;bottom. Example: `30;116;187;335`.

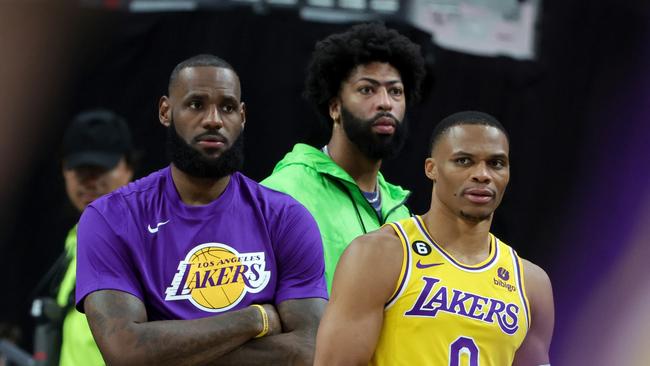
75;54;328;365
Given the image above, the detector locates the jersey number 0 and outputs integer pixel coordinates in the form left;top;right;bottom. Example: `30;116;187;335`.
449;336;479;366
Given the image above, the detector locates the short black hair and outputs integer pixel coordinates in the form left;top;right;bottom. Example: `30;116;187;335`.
168;54;236;94
305;23;426;125
429;111;509;154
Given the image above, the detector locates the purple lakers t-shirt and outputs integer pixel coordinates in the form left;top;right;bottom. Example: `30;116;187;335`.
76;167;327;320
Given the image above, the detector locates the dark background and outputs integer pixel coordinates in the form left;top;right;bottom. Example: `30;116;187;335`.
1;1;649;363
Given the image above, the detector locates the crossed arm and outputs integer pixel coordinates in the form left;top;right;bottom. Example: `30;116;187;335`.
85;290;326;366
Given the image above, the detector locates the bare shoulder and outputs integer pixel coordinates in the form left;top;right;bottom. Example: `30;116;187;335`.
520;258;552;294
344;225;402;260
519;258;554;327
332;225;404;303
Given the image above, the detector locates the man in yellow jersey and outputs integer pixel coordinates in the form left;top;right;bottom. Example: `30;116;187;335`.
315;111;554;366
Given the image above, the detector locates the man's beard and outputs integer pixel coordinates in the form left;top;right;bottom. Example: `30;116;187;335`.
460;210;492;223
166;120;244;179
340;106;408;161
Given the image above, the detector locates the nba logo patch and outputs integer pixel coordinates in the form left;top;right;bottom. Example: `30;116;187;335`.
165;243;270;312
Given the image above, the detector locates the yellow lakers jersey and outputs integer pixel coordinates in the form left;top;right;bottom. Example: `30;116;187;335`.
370;216;530;366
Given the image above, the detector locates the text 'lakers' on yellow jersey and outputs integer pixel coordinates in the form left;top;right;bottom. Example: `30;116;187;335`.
370;216;530;366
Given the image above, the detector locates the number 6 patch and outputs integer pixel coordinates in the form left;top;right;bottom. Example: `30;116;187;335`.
411;240;432;256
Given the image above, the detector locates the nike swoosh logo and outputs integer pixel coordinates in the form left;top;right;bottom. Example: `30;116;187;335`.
147;220;170;234
416;260;444;269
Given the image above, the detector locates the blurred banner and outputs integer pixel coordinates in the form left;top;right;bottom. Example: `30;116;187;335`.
407;0;540;59
84;0;540;59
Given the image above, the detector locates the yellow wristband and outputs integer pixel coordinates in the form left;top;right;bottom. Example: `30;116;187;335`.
252;304;269;338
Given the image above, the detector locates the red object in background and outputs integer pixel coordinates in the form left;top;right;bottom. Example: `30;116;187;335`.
103;0;121;9
33;351;47;361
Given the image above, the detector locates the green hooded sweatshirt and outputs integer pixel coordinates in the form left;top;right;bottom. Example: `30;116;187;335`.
261;143;410;290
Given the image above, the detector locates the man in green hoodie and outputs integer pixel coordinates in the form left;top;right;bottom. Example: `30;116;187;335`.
262;23;426;290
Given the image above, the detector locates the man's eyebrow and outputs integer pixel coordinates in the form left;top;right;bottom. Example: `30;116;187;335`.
451;150;474;156
182;91;209;100
490;153;509;160
355;77;403;85
181;92;240;103
220;94;241;104
451;151;509;159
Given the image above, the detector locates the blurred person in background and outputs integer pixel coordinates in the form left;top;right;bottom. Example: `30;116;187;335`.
57;109;135;365
262;23;426;290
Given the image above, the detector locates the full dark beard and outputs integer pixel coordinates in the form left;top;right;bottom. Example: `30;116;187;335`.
340;106;408;161
166;121;244;179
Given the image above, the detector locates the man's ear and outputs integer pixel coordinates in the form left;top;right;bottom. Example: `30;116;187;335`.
159;96;171;127
328;98;341;125
425;157;437;183
240;102;246;130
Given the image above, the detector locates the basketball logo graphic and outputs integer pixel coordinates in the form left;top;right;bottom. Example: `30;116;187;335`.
165;243;270;312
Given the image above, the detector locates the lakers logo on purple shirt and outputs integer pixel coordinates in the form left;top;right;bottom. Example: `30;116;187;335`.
165;243;270;312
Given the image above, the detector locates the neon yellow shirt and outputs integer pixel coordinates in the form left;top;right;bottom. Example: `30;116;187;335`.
56;225;104;366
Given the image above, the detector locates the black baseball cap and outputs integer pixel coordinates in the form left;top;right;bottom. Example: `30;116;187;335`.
62;109;132;170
